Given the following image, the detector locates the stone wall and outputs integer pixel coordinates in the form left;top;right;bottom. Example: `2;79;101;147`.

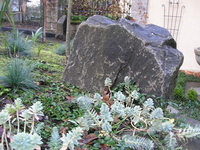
45;0;59;34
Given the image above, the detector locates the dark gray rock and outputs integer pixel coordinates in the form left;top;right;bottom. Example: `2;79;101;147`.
56;15;66;36
62;15;184;99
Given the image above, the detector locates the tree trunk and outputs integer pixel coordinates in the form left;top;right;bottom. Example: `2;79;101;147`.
42;0;47;42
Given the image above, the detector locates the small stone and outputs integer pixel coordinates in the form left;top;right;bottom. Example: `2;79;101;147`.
166;105;179;114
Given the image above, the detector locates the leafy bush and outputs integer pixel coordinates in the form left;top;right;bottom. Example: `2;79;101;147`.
30;27;42;43
174;71;200;101
34;82;83;121
174;86;185;101
0;58;38;91
0;85;10;96
4;29;32;57
71;15;88;22
186;89;198;101
55;40;73;56
55;44;66;56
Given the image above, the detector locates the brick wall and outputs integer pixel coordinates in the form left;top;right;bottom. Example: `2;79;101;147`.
45;0;59;33
131;0;148;26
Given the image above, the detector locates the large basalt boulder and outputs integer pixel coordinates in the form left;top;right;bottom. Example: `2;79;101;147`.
62;15;184;99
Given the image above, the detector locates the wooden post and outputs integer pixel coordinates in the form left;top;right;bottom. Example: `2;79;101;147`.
42;0;47;42
66;0;72;61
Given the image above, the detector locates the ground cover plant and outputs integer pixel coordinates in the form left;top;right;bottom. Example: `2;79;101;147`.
0;29;200;149
173;71;200;120
3;29;32;57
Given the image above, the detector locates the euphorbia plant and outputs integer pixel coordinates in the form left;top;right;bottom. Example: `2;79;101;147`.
65;76;200;149
0;98;43;150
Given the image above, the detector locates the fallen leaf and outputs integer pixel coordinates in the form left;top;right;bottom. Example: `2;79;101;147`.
60;127;68;134
79;133;98;145
102;86;113;107
100;144;111;150
66;96;74;102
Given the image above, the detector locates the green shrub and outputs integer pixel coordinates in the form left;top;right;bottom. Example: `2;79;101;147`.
31;27;42;43
71;15;87;21
0;58;38;91
186;89;198;101
55;40;73;56
0;85;10;96
174;71;200;101
174;86;185;101
4;29;32;57
55;44;66;56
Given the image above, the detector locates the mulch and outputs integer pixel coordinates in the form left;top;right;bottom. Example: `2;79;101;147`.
180;70;200;78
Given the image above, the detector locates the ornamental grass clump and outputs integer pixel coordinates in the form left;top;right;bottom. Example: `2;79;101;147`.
30;27;42;43
4;29;32;57
0;58;38;91
55;40;73;56
55;44;66;56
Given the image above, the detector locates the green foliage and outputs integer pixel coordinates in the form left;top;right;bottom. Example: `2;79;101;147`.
164;132;178;150
60;127;83;150
48;127;62;150
174;71;200;101
178;125;200;138
174;86;185;100
122;135;154;150
104;14;119;20
55;40;73;56
172;71;200;120
70;76;200;149
30;27;42;43
186;89;198;101
4;30;32;57
37;43;45;57
36;91;83;123
0;0;11;27
0;98;43;150
71;15;87;22
0;58;38;91
55;44;66;56
10;132;43;150
1;77;200;149
0;85;10;96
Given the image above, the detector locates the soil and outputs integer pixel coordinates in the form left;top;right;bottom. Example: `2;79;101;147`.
2;21;41;30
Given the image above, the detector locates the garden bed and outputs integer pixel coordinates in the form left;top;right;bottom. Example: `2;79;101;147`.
0;28;200;149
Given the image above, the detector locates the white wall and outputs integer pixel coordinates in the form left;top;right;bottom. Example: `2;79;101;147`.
148;0;200;72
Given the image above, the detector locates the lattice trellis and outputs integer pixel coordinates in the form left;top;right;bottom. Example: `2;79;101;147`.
162;0;185;40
